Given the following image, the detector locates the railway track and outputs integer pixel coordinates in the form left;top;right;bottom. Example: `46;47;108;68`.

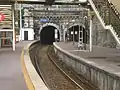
29;42;99;90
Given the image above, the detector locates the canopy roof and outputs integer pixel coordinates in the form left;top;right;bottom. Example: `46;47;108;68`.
0;0;87;5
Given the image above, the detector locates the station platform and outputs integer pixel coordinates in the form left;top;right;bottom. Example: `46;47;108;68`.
2;41;120;90
0;41;32;90
56;42;120;74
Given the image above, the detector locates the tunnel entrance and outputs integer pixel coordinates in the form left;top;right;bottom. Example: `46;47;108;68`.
40;25;60;45
67;25;88;44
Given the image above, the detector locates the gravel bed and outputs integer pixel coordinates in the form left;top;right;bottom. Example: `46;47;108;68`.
29;43;99;90
37;45;80;90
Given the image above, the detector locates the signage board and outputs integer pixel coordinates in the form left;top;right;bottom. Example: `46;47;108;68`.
0;13;5;22
40;18;49;23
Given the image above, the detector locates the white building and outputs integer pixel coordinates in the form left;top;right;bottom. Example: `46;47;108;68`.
20;4;34;41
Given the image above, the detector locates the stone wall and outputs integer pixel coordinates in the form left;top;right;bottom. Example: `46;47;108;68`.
92;15;117;48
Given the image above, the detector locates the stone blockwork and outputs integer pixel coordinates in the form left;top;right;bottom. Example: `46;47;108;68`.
54;43;120;90
92;15;117;48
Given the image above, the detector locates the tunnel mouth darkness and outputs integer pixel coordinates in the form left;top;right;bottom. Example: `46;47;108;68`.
40;25;60;45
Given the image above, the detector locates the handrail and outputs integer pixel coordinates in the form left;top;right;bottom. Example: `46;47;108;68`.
88;0;106;28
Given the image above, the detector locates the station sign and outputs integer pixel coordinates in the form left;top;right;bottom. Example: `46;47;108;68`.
0;13;5;22
40;18;49;23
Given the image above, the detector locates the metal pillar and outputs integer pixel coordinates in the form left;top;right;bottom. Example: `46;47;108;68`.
78;25;80;45
90;18;92;52
71;19;75;45
12;4;15;51
73;25;75;45
20;4;22;41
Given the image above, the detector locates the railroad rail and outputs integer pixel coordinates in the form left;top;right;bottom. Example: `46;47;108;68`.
29;42;98;90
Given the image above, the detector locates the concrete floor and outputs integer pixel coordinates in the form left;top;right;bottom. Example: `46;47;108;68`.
0;41;32;90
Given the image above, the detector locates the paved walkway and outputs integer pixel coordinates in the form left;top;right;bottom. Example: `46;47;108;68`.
56;42;120;75
0;41;32;90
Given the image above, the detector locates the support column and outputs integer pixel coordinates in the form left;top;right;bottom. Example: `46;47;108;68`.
61;24;65;41
20;4;22;41
12;4;15;51
64;28;67;42
90;18;92;52
59;24;62;41
73;25;75;45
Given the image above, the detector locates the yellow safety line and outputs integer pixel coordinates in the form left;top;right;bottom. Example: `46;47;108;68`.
21;49;35;90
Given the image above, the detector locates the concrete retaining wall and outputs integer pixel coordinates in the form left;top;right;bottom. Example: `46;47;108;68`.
53;43;120;90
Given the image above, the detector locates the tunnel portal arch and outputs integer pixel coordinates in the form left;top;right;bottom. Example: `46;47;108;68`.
39;23;60;44
39;23;61;35
68;23;85;30
65;24;87;43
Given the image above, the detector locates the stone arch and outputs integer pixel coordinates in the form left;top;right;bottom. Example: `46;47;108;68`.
65;23;87;42
68;23;85;30
39;23;61;35
39;23;62;41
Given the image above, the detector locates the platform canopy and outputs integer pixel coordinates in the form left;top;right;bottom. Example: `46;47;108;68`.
0;0;87;5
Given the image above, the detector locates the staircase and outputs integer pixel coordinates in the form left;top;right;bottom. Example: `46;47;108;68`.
88;0;120;46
